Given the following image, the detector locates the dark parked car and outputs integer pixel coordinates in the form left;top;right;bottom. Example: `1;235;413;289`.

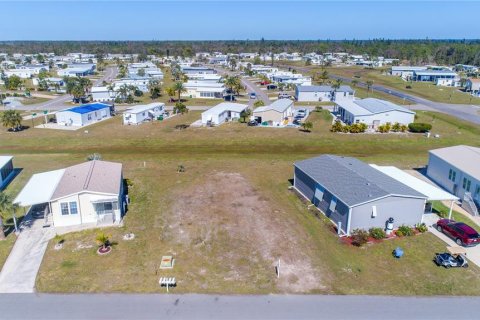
436;219;480;246
247;120;258;126
434;253;468;268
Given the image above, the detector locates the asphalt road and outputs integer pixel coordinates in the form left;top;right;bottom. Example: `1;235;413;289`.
1;293;479;320
277;63;480;125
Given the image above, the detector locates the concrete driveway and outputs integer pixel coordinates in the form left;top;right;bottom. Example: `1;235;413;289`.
423;213;480;267
0;215;54;293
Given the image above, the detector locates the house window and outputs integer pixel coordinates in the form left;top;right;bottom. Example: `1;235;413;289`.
69;202;78;214
475;185;480;196
87;114;92;120
449;169;456;182
60;203;69;215
329;197;337;212
463;178;472;192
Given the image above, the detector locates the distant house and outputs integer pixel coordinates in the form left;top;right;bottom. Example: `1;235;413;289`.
14;160;126;228
295;85;355;102
181;66;216;75
427;145;480;214
55;103;111;127
57;63;95;77
412;69;459;86
113;78;150;92
201;102;248;126
123;103;165;125
253;99;294;126
334;98;415;128
293;155;427;235
0;156;14;190
91;86;115;102
184;81;225;99
391;66;427;78
465;79;480;96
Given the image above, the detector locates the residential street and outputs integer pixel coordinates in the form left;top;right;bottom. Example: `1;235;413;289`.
0;293;479;319
277;64;480;125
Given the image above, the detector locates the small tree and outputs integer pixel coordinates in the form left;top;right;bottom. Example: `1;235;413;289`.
0;192;18;240
173;102;188;114
239;109;251;123
301;121;313;132
1;110;22;132
391;122;401;132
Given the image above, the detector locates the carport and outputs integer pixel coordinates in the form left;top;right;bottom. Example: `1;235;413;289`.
370;165;459;218
13;169;65;222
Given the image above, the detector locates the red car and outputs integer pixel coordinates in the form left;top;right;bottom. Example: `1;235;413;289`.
260;81;270;85
436;219;480;247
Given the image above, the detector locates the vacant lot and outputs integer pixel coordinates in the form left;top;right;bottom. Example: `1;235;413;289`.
1;107;480;295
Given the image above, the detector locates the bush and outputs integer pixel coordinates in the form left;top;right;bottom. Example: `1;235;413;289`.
331;120;343;132
369;227;386;239
391;122;401;132
408;123;432;133
416;223;428;233
406;85;412;89
396;225;414;237
315;106;323;112
351;229;369;247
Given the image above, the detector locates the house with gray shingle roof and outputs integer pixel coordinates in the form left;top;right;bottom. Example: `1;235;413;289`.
294;155;427;236
14;160;126;229
334;98;415;129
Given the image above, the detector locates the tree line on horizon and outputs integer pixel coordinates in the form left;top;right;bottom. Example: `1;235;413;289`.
1;39;480;65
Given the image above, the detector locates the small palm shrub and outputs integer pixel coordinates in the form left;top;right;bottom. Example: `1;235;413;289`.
416;223;428;233
396;225;414;237
369;227;386;239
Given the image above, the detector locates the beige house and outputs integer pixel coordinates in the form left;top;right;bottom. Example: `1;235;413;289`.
14;160;126;228
253;99;294;126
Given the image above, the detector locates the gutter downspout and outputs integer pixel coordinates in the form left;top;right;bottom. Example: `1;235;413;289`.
346;207;352;236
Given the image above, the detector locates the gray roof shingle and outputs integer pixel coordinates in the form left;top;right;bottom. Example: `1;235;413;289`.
295;155;425;206
51;160;122;200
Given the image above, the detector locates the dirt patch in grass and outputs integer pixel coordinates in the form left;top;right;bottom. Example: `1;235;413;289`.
167;171;324;293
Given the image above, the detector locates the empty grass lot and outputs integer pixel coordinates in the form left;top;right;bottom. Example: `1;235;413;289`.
1;108;480;294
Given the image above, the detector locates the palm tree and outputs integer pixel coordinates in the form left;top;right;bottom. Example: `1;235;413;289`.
366;80;374;96
1;110;22;131
332;79;342;100
224;75;240;101
0;192;18;240
173;82;186;101
229;58;237;71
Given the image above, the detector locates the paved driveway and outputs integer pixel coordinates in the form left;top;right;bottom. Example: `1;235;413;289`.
0;216;54;293
424;213;480;267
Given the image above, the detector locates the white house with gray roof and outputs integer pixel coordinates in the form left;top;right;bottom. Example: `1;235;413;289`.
295;85;355;102
201;102;248;126
294;155;427;236
252;99;294;126
14;160;125;228
427;145;480;214
334;98;415;128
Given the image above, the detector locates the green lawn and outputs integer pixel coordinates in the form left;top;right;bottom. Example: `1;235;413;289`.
2;109;480;294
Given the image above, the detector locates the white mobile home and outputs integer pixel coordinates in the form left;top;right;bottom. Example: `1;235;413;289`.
295;85;355;102
427;145;480;214
123;103;165;125
201;102;248;126
184;81;225;99
55;103;111;127
334;98;415;128
91;86;115;102
14;160;125;228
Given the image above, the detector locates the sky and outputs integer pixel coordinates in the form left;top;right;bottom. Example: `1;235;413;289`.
1;1;479;40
